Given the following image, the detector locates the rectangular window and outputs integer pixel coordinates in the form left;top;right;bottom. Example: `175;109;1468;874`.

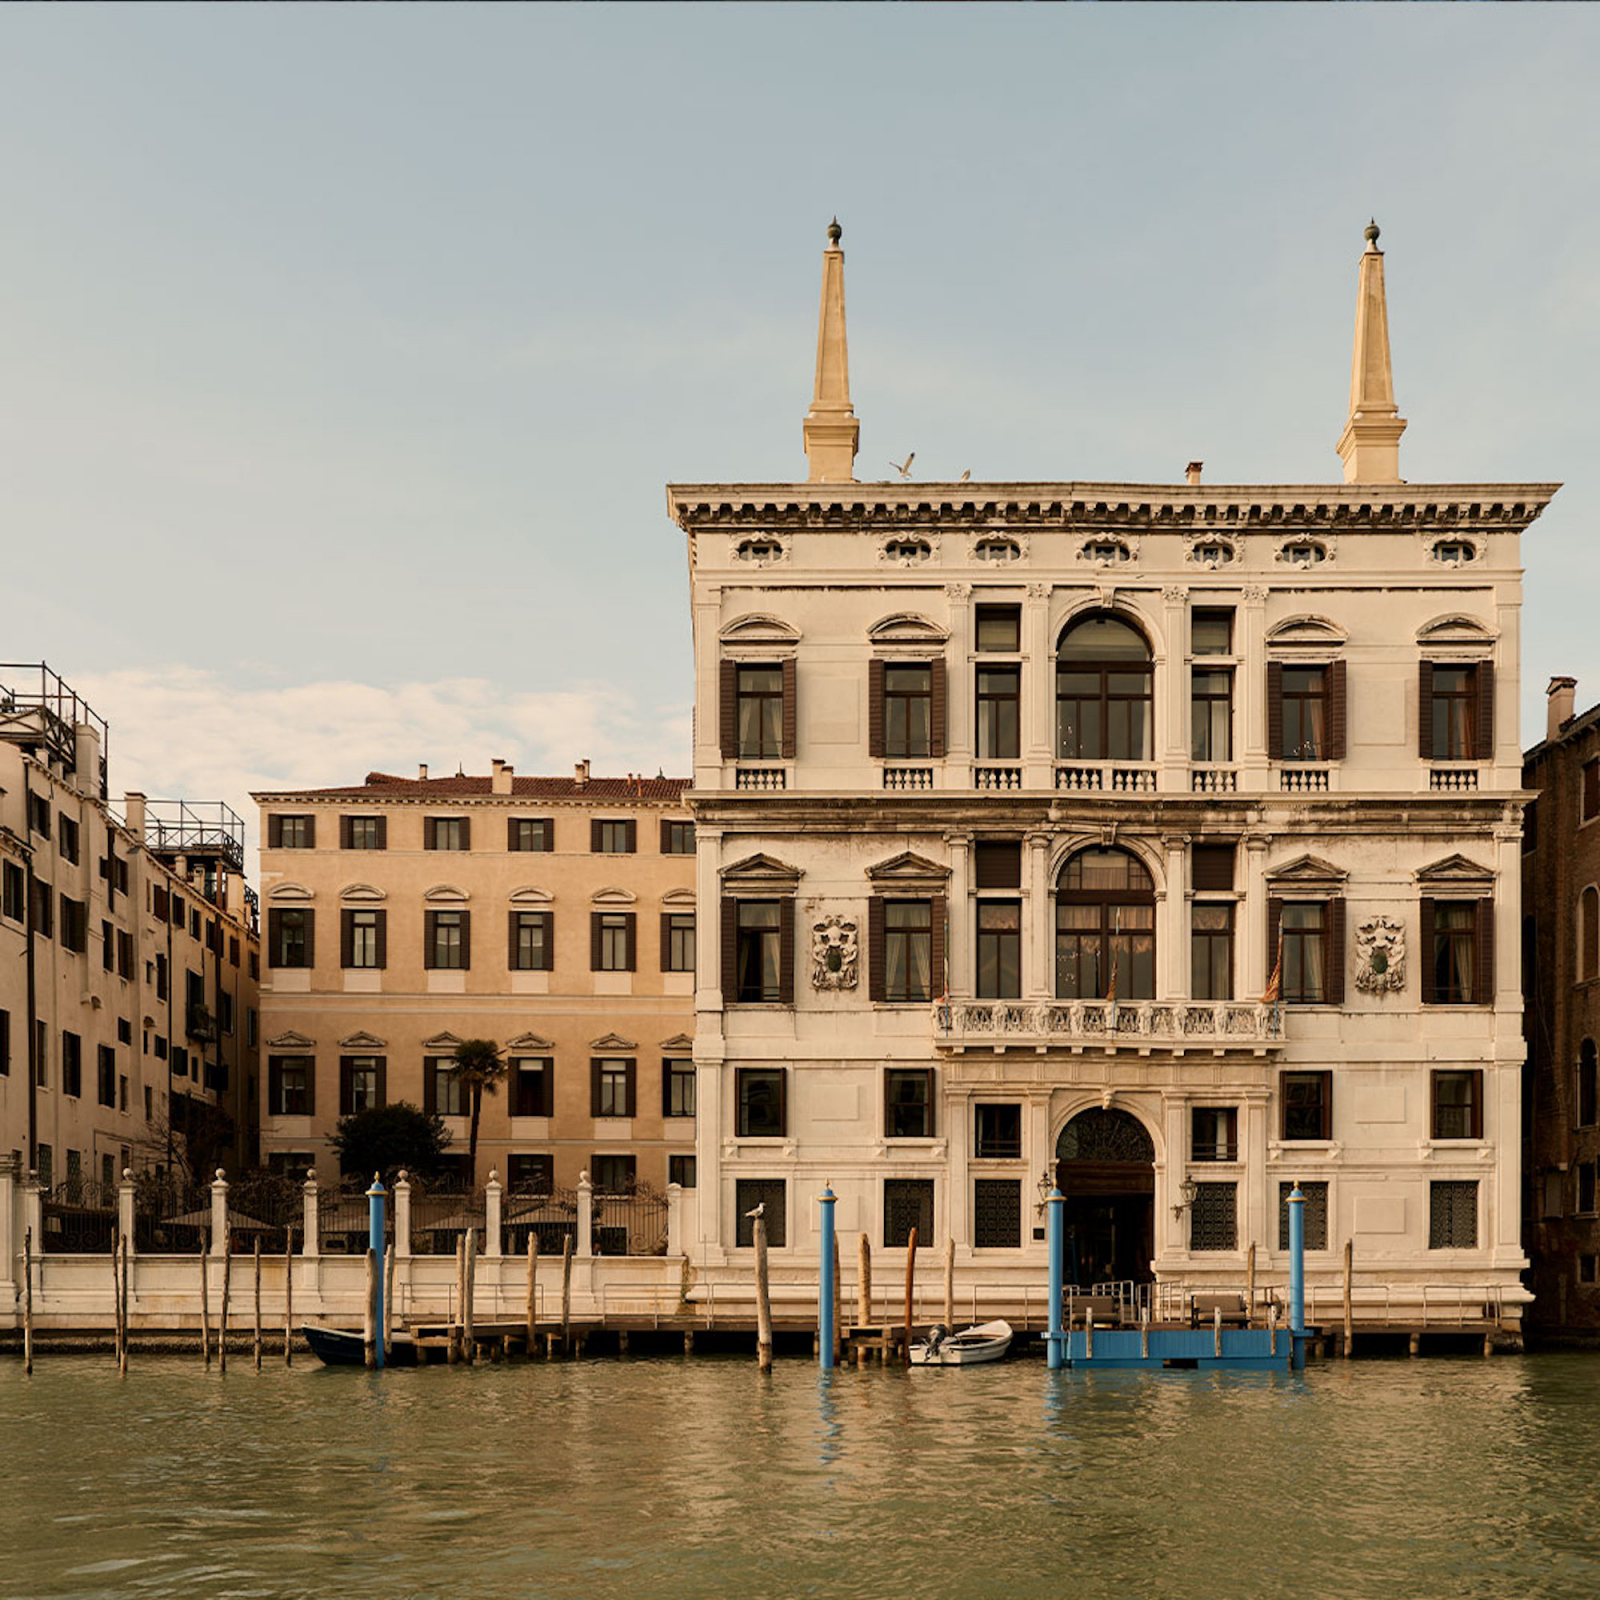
29;877;53;939
973;1178;1022;1248
116;928;133;978
268;908;313;969
661;820;695;855
155;952;168;1000
62;1032;82;1098
1277;1181;1331;1251
976;901;1021;998
974;1103;1022;1160
736;1179;786;1247
1281;902;1327;1004
342;816;385;850
426;817;469;851
884;1178;935;1250
1431;1069;1484;1140
1425;900;1484;1005
592;1154;637;1195
593;819;637;855
28;793;51;838
591;1058;636;1119
1282;1071;1332;1140
426;910;469;970
1189;1182;1237;1250
509;817;554;853
736;900;782;1002
882;899;934;1002
736;665;786;758
0;1009;9;1076
1427;664;1481;760
97;1045;116;1107
269;815;314;849
510;911;554;971
1191;1106;1238;1162
1192;610;1233;656
1281;667;1329;761
664;1061;696;1119
1581;1254;1598;1285
884;1068;935;1138
343;908;384;970
508;1153;553;1193
58;814;80;864
1585;760;1600;823
975;604;1020;653
593;911;636;972
1192;842;1236;892
975;666;1021;759
974;840;1022;889
268;1056;313;1117
663;912;695;973
1577;1162;1596;1216
511;1058;554;1118
1191;904;1234;1001
340;1056;385;1116
425;1058;465;1117
1429;1180;1478;1248
736;1067;786;1137
1191;668;1233;761
2;861;23;923
882;663;933;758
59;895;87;954
669;1155;697;1188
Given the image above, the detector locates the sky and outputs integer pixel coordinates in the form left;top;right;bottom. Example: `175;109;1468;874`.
3;5;1599;863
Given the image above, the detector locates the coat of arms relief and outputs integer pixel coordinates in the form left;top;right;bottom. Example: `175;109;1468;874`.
1354;915;1406;995
811;915;859;990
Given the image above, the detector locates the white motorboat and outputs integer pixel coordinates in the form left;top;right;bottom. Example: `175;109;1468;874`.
908;1319;1013;1366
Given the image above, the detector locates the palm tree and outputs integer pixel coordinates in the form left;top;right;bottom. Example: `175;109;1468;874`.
450;1038;506;1190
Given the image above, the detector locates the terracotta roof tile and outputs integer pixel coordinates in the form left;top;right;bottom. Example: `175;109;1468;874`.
264;771;691;803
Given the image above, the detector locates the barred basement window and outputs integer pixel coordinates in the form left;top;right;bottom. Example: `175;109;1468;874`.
884;1178;934;1249
1429;1180;1478;1248
973;1178;1022;1248
736;1179;786;1247
1189;1182;1236;1251
1277;1181;1330;1250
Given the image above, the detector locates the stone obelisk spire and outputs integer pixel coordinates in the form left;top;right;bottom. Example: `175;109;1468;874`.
802;218;859;483
1336;221;1407;484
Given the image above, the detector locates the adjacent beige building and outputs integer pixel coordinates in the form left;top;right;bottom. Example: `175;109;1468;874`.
252;763;696;1194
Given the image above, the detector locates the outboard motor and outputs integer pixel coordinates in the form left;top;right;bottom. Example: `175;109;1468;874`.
925;1323;948;1354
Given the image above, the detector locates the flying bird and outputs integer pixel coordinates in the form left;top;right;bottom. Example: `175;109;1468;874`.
744;1201;765;1218
890;452;915;479
959;469;971;483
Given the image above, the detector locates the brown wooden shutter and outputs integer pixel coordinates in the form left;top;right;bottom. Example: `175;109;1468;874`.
542;913;554;971
624;1060;637;1118
1267;897;1283;990
302;815;314;849
660;912;672;972
590;1058;603;1117
375;1057;387;1109
931;893;946;997
720;660;738;758
268;815;282;849
626;819;637;853
781;658;797;760
1328;660;1347;761
303;909;315;968
375;816;387;850
1474;898;1495;1005
1419;897;1436;1003
1470;1069;1484;1140
1267;662;1284;760
1418;661;1435;759
153;886;168;920
374;909;386;970
423;1061;437;1116
778;898;795;1004
340;909;354;969
339;816;351;849
931;658;947;758
1325;898;1345;1004
459;817;470;852
424;817;436;851
624;912;637;972
590;819;603;852
424;911;437;970
1475;660;1495;760
590;912;603;971
722;897;738;996
659;819;671;854
868;897;886;1002
868;659;885;758
267;909;281;966
661;1061;674;1118
340;1057;354;1116
509;818;522;853
508;911;520;970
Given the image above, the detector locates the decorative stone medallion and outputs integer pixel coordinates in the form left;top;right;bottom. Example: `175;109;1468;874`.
1354;915;1406;995
810;915;859;991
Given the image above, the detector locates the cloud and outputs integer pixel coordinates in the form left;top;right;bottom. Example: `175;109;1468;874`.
73;666;693;876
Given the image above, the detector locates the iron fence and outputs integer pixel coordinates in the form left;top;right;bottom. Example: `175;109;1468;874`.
591;1188;668;1257
504;1187;578;1256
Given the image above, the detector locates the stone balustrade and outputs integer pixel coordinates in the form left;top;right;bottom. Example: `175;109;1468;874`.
933;998;1285;1051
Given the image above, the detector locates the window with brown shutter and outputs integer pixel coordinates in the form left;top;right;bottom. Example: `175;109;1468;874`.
868;897;886;1002
1325;897;1345;1002
1475;660;1495;758
781;657;797;760
1474;898;1494;1005
1328;660;1347;760
592;911;636;971
1191;843;1236;892
1266;662;1284;759
510;911;553;971
1417;661;1435;759
1432;1069;1484;1140
974;841;1022;889
778;898;795;1004
661;911;694;972
721;897;738;996
868;658;886;758
930;658;948;758
930;893;946;997
591;1057;635;1118
720;659;739;759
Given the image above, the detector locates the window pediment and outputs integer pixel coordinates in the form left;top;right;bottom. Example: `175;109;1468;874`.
423;884;469;904
722;852;802;889
659;1033;695;1052
1266;853;1348;889
1266;615;1347;651
591;886;637;906
720;613;801;645
339;1031;387;1050
509;886;552;906
267;882;314;903
866;850;949;888
661;887;696;908
868;612;950;645
266;1030;316;1050
590;1032;638;1052
340;883;386;903
1416;854;1494;888
1416;613;1495;648
505;1031;555;1052
422;1031;463;1051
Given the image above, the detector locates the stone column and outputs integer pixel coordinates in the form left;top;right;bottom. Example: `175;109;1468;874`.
1160;584;1190;792
693;589;724;789
946;1088;971;1247
1024;584;1053;788
666;1181;683;1258
946;832;972;1001
209;1168;228;1259
1242;836;1270;1000
1163;836;1189;1002
393;1171;412;1259
1024;830;1051;1000
1163;1094;1189;1255
301;1170;320;1259
485;1171;503;1259
1240;586;1269;784
1242;1092;1271;1263
576;1172;594;1261
119;1169;137;1258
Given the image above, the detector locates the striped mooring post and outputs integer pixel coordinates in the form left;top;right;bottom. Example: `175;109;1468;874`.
367;1175;388;1370
1046;1188;1065;1371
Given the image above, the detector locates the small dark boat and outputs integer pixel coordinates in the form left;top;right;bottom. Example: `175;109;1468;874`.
302;1321;419;1368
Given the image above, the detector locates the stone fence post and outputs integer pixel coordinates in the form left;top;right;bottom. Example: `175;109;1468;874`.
23;1176;43;1260
666;1181;683;1259
485;1171;503;1259
393;1170;412;1259
209;1168;228;1258
302;1170;320;1258
577;1173;594;1261
119;1169;137;1258
0;1154;17;1301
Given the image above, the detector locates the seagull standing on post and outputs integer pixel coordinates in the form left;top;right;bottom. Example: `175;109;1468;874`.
744;1201;765;1219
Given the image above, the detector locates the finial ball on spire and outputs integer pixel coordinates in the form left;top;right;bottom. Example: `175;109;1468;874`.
1364;219;1381;248
827;216;842;247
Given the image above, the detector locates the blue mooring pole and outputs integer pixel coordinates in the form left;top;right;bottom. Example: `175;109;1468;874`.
818;1185;837;1370
1288;1180;1306;1370
1046;1188;1065;1371
367;1175;387;1370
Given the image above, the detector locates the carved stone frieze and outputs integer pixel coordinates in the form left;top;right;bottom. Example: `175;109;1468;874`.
1354;915;1406;996
811;915;859;991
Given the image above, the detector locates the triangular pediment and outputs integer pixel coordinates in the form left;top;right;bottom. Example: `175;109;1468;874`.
266;1030;316;1050
509;885;552;905
1416;853;1494;885
868;612;950;644
722;852;802;886
866;850;949;884
590;1032;638;1052
1266;853;1348;885
504;1031;555;1052
339;883;387;903
338;1031;388;1050
659;1033;695;1053
421;1030;464;1051
266;881;314;902
719;612;801;644
423;884;469;903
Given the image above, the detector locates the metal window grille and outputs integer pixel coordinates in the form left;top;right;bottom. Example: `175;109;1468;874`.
1429;1181;1478;1248
1277;1181;1329;1250
973;1178;1021;1249
1189;1182;1237;1251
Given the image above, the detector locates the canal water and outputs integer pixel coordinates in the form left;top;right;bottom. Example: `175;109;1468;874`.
3;1352;1599;1599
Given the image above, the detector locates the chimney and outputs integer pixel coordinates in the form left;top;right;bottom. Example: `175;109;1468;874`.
418;763;429;781
491;758;513;796
1548;677;1578;742
1185;461;1203;486
123;791;147;842
73;722;103;800
574;758;590;790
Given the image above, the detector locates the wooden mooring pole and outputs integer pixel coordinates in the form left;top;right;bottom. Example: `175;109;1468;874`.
384;1244;395;1360
856;1234;871;1368
23;1228;34;1375
1246;1242;1256;1324
253;1239;263;1371
364;1248;377;1369
284;1226;294;1367
1343;1239;1354;1358
754;1214;773;1372
110;1236;123;1371
219;1233;232;1374
199;1240;211;1367
902;1227;918;1366
450;1236;465;1363
526;1233;539;1358
560;1235;573;1357
943;1237;954;1329
463;1228;477;1364
120;1233;130;1373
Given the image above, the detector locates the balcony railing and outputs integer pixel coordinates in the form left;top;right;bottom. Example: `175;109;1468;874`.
1055;762;1157;793
1191;764;1238;794
933;998;1284;1050
735;766;787;790
883;766;934;790
1429;765;1480;792
974;764;1023;791
1279;764;1331;793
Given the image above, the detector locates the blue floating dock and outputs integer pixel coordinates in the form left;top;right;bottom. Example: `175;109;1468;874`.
1056;1327;1308;1370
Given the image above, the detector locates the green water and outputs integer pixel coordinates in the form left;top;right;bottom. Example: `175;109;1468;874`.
3;1352;1599;1600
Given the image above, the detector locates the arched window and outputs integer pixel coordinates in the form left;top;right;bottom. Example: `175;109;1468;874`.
1057;614;1153;761
1582;887;1599;982
1055;848;1155;999
1580;1040;1597;1129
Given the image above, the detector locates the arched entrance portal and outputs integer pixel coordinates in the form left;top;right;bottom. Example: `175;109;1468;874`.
1056;1108;1155;1288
